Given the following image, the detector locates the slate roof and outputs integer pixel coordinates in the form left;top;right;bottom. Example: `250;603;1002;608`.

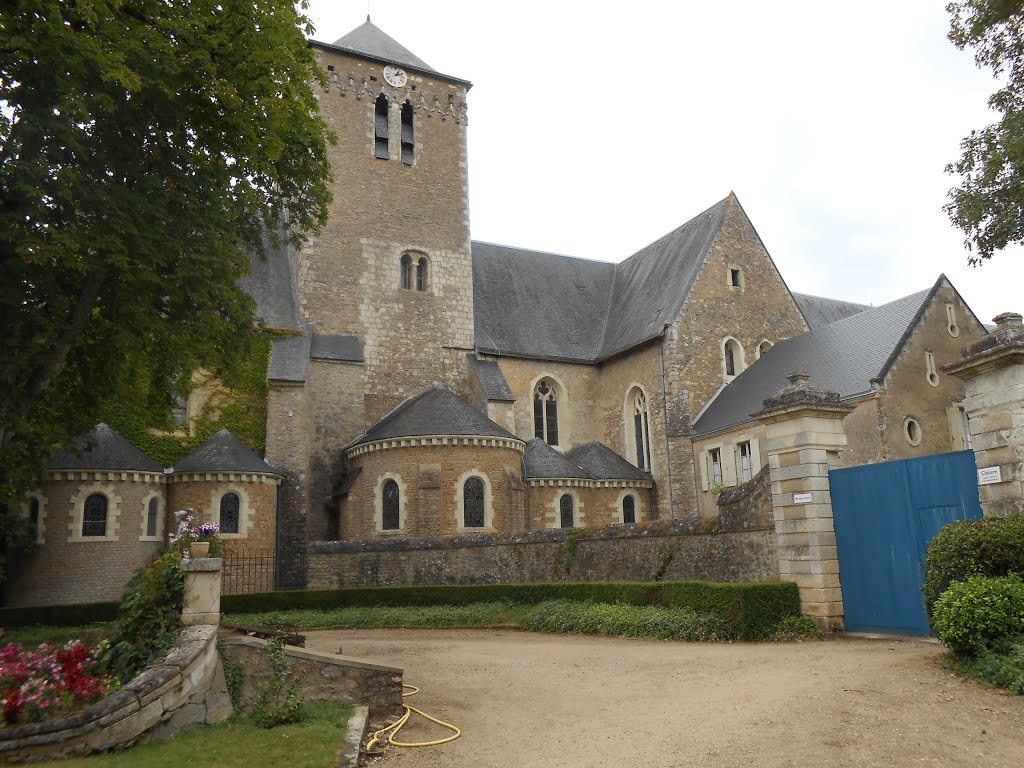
352;384;517;446
174;429;279;475
468;355;515;402
237;232;299;330
310;18;471;87
692;287;934;437
472;197;730;363
47;424;163;473
565;442;652;481
523;438;593;479
268;331;311;383
310;334;364;363
793;293;870;330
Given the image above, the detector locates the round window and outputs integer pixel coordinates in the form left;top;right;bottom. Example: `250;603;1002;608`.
904;417;922;446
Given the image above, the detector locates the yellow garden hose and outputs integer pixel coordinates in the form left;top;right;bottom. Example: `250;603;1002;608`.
362;684;461;754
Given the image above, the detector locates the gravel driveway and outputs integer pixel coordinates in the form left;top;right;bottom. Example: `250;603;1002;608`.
304;629;1024;768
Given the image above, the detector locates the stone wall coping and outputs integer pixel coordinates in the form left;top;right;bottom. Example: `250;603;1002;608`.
181;557;224;573
218;635;403;675
310;516;772;555
752;400;855;424
943;339;1024;379
345;434;526;459
0;625;217;744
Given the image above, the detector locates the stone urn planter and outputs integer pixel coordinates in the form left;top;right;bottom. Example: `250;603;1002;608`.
190;541;210;558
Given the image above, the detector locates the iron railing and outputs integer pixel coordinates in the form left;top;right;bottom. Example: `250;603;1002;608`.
221;548;276;594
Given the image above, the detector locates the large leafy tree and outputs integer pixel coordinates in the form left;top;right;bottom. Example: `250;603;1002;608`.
0;1;333;550
946;1;1024;262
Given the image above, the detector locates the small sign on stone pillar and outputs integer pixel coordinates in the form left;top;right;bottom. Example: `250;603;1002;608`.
944;311;1024;518
753;372;854;631
181;558;224;625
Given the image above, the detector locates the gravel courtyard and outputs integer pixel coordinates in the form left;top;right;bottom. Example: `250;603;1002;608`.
305;628;1024;768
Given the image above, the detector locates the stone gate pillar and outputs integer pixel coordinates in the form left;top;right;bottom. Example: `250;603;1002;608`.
753;373;854;630
944;312;1024;518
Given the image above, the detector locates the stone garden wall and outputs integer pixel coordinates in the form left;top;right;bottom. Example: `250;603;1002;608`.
308;508;777;589
219;635;404;718
0;625;230;762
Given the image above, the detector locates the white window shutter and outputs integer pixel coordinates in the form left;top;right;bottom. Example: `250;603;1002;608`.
750;438;762;474
722;445;737;486
699;450;709;491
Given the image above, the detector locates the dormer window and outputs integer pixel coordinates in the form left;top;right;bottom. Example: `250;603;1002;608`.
374;94;389;160
401;100;414;165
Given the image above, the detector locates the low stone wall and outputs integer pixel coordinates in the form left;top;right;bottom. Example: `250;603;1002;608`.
308;512;778;589
219;635;404;718
0;625;230;762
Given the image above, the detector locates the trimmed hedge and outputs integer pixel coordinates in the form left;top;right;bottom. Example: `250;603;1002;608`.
222;580;800;640
923;514;1024;619
0;600;119;628
932;574;1024;656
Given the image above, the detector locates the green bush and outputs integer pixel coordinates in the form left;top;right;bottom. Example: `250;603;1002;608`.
222;580;800;640
931;574;1024;656
765;614;823;642
0;601;119;628
102;551;185;682
923;514;1024;619
954;638;1024;694
521;600;736;642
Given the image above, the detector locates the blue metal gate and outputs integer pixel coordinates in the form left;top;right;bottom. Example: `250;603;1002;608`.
829;451;983;635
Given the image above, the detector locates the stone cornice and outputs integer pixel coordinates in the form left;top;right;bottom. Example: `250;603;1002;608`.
346;435;526;459
169;472;282;486
47;470;165;484
526;478;654;489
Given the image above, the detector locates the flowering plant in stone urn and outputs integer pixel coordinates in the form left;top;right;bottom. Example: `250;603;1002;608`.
169;509;224;559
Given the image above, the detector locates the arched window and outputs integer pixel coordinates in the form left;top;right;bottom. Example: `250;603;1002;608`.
146;497;159;537
757;340;772;359
463;477;485;528
416;255;428;291
382;480;401;530
374;94;390;159
220;493;240;534
559;494;574;528
401;100;414;165
28;498;40;541
622;495;636;524
400;253;413;289
82;493;108;537
534;379;559;445
723;338;744;378
628;388;652;470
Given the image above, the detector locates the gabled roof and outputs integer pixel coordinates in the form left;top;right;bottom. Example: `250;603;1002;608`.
472;196;732;363
352;384;517;446
310;18;471;88
523;438;593;479
793;292;870;330
692;286;935;436
468;355;515;402
47;424;163;473
174;429;279;475
564;442;652;481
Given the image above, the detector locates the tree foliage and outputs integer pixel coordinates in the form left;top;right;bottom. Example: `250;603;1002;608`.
946;1;1024;261
0;1;333;550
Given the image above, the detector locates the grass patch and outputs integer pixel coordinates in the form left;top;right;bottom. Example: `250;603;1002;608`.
37;700;353;768
1;624;111;648
224;602;523;631
952;638;1024;694
521;600;737;642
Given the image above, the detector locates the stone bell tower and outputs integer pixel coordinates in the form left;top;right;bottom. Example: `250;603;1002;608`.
304;17;476;424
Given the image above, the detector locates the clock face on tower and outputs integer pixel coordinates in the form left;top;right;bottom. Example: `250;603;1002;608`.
383;65;408;88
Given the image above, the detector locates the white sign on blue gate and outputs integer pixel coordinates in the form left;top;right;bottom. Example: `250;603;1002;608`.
978;466;1002;485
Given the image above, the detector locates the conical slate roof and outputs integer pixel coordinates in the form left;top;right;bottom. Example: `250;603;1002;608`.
174;429;279;475
47;424;163;473
564;442;652;481
523;438;593;480
331;16;436;73
353;384;517;446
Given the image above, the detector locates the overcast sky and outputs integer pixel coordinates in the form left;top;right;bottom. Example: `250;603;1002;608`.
303;0;1023;325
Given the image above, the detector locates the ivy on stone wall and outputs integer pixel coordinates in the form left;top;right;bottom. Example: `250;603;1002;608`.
97;333;274;466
